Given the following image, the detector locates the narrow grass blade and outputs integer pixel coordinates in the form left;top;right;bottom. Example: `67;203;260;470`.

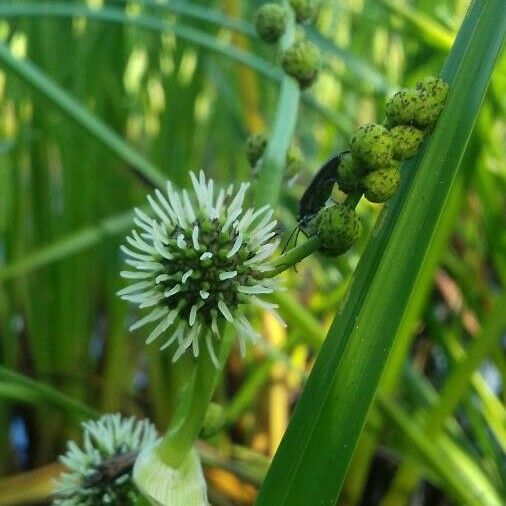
0;41;165;188
0;366;98;419
256;1;506;504
0;209;133;281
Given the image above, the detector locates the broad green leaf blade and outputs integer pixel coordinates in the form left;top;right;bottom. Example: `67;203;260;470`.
256;1;506;505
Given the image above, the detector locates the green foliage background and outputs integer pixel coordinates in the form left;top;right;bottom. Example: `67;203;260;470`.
0;0;504;504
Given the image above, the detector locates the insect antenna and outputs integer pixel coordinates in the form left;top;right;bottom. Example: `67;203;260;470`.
281;223;301;254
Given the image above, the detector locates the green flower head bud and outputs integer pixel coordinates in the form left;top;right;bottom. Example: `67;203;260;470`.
255;4;287;44
350;123;394;171
389;125;425;160
362;164;400;203
385;89;423;127
289;0;319;23
315;203;362;256
246;133;268;167
336;152;364;193
281;39;320;89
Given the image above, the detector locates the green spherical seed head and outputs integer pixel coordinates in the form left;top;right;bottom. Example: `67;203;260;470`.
390;125;425;160
385;89;423;126
255;4;287;44
289;0;318;23
281;40;320;89
336;153;364;193
416;76;449;105
412;98;445;128
362;164;400;203
349;123;394;171
246;133;267;167
315;203;362;256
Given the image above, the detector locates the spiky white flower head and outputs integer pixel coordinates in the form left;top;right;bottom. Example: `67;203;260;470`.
118;171;284;365
52;414;158;505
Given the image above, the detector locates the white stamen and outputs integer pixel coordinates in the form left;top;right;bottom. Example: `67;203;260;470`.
120;270;152;279
192;225;200;250
217;300;233;322
227;233;243;258
147;195;171;226
129;307;168;331
189;302;203;326
200;252;213;261
181;270;193;283
164;285;181;298
205;333;220;368
200;290;210;300
238;285;273;295
176;234;186;249
154;188;177;222
160;321;185;350
117;281;152;296
211;312;219;336
155;274;170;284
120;245;153;262
182;189;196;223
219;271;237;281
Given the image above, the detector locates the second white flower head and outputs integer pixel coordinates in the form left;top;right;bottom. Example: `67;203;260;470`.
118;171;283;364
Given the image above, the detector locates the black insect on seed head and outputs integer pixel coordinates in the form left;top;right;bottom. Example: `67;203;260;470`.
297;151;347;228
282;152;346;254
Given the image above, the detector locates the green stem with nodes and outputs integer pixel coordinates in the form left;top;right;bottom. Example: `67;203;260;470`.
254;1;300;208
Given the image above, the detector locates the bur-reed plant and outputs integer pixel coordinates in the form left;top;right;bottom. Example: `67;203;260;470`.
0;1;504;505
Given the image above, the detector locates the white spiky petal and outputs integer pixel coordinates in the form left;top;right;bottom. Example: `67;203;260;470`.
51;414;158;505
118;171;283;363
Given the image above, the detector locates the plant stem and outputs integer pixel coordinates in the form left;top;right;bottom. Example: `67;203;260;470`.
265;236;321;277
156;345;220;468
155;325;235;468
254;2;300;208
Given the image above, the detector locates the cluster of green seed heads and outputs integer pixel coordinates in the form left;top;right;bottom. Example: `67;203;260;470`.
314;76;448;256
254;2;321;89
336;76;448;204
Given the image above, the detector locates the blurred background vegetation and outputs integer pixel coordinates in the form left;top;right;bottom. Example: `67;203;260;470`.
0;0;504;504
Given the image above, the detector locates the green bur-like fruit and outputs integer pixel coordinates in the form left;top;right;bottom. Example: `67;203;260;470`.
390;125;425;160
350;123;394;170
246;133;268;167
289;0;318;22
336;153;364;193
281;39;320;89
315;203;361;256
362;164;400;203
385;89;422;127
413;76;449;127
255;4;287;44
